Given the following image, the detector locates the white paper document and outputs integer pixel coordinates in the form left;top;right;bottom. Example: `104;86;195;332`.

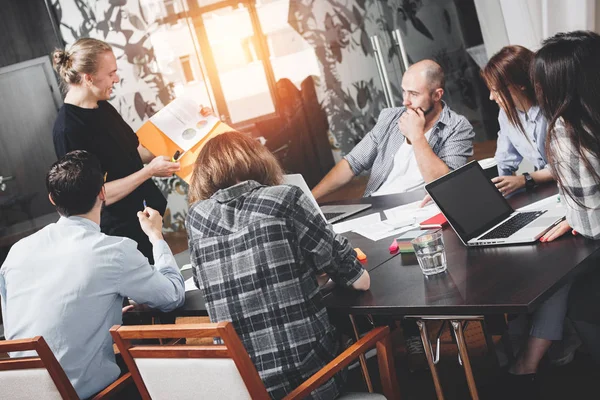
354;221;419;241
282;174;326;221
332;213;381;234
383;200;439;222
184;277;199;292
517;194;562;212
180;263;192;271
150;97;220;151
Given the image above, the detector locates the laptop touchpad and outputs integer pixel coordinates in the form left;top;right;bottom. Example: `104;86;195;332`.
527;217;559;229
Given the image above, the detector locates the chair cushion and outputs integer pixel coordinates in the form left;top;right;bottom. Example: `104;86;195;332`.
0;368;63;400
339;392;387;400
135;358;252;400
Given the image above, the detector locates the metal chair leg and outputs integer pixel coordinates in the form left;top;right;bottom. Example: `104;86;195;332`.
349;315;374;393
417;320;445;400
451;320;479;400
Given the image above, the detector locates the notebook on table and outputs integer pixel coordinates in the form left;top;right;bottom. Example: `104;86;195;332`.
283;174;372;223
419;212;448;229
425;161;565;246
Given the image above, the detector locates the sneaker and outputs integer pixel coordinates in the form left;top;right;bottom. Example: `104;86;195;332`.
405;335;429;372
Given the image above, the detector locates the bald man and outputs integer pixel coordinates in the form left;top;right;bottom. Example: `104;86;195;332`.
312;59;475;199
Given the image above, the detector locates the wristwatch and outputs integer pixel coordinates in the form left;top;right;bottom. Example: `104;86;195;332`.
523;172;536;191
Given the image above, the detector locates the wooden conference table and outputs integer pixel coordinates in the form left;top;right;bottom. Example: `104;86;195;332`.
323;183;600;399
155;189;428;318
146;183;600;399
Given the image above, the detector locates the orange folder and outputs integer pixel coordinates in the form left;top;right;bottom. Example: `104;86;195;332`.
137;120;232;184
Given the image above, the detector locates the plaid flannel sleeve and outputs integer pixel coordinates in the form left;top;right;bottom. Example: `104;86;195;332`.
550;120;600;239
290;188;365;287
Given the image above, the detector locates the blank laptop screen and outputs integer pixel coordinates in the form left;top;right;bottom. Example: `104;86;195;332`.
425;161;514;242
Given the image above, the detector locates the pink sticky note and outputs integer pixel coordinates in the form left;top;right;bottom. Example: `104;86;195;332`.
389;238;399;253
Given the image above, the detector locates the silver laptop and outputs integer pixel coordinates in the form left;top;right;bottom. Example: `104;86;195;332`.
283;174;371;223
425;161;565;246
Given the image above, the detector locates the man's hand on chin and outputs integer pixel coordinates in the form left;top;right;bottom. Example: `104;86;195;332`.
398;107;426;144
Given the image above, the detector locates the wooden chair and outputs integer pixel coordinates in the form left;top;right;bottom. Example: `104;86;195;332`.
111;322;401;400
0;336;132;400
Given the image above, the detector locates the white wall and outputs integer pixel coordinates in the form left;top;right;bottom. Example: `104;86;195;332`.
474;0;595;60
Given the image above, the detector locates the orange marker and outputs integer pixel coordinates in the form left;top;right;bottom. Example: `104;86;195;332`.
354;247;367;261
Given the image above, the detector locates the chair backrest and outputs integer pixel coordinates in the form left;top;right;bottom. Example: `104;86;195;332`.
110;322;270;400
0;336;78;400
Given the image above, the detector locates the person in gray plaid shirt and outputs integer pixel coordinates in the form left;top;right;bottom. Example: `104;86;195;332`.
312;59;475;200
533;31;600;370
186;131;370;399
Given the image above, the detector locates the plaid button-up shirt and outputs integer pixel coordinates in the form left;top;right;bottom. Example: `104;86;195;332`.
549;119;600;239
345;102;475;196
186;181;365;399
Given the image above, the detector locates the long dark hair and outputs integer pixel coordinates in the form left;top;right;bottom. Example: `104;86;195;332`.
532;30;600;207
481;45;536;134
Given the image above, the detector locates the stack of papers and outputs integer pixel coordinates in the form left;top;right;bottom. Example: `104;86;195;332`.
354;221;418;241
352;201;439;242
395;228;425;252
383;200;439;221
332;213;381;234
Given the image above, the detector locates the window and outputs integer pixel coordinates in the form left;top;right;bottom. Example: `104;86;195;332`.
180;56;196;83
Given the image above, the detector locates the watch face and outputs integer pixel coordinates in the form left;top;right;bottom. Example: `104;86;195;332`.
524;173;534;188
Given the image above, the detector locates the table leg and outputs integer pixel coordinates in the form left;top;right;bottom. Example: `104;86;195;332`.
349;315;374;393
416;320;445;400
479;319;500;367
451;320;479;400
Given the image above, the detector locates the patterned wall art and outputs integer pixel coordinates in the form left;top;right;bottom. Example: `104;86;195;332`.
288;0;388;155
288;0;491;155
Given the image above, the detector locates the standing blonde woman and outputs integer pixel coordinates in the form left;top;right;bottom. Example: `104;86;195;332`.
51;38;181;262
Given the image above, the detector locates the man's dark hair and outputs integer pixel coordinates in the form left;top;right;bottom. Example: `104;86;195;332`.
46;150;104;217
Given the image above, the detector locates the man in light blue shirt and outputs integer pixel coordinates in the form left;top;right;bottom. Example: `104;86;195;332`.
0;150;185;399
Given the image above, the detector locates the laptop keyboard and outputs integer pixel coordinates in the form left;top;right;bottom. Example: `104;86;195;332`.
324;212;345;221
479;211;547;240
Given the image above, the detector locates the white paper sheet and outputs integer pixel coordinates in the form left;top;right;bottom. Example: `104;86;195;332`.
282;174;326;221
150;97;220;151
383;200;439;222
517;194;562;212
184;277;199;292
354;222;419;241
180;263;192;271
332;213;381;234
